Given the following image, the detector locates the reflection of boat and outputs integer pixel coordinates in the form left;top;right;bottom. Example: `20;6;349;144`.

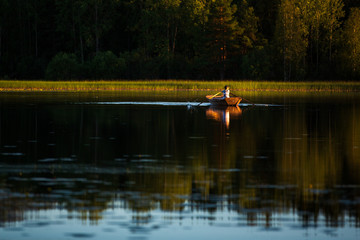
206;96;242;106
206;106;242;129
206;106;242;120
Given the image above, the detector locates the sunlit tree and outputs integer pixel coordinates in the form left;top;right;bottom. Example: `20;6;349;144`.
340;7;360;78
299;0;343;75
301;0;326;71
322;0;344;63
275;0;308;81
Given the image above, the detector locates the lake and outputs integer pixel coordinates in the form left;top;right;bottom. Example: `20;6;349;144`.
0;92;359;240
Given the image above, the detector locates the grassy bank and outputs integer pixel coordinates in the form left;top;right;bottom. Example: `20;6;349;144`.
1;80;360;92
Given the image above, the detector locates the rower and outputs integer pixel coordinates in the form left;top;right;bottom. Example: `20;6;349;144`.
222;85;230;98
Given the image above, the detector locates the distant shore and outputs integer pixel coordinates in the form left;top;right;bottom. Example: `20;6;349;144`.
1;80;360;93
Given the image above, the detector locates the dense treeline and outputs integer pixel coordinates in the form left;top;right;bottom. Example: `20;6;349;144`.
0;0;360;80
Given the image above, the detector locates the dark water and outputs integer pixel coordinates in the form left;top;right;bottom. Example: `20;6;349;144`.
0;93;360;240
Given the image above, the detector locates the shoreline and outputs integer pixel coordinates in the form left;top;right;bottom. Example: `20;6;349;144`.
1;80;360;93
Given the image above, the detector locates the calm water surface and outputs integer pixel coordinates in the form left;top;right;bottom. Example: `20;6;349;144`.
0;93;359;240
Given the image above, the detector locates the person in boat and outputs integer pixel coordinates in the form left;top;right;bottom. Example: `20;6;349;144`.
222;85;230;98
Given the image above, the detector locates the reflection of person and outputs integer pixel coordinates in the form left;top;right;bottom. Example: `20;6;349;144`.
222;85;230;98
222;109;230;129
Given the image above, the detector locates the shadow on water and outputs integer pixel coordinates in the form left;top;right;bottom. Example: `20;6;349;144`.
0;95;360;239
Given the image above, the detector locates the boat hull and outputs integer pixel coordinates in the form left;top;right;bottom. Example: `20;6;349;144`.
206;96;242;106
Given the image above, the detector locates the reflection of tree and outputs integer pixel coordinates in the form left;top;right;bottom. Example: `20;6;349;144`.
277;105;340;194
275;103;360;226
344;105;360;182
1;102;360;227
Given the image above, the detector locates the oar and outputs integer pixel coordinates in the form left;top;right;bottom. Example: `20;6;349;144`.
198;92;221;106
242;97;255;105
208;92;222;99
230;92;255;105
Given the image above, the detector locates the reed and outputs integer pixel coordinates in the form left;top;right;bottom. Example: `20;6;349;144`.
0;80;360;92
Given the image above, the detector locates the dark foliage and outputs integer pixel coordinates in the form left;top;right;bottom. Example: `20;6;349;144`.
0;0;358;80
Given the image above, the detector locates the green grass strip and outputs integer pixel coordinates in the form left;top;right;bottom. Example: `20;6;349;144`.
0;80;360;92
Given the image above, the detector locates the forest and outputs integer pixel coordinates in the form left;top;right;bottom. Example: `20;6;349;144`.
0;0;360;81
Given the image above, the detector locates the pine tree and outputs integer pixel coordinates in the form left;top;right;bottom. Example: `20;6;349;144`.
235;0;261;54
206;0;242;79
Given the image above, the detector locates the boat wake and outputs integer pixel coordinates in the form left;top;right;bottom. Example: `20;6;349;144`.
77;102;281;107
239;103;281;107
80;101;211;107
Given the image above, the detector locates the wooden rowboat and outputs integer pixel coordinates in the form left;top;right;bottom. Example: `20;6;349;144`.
206;95;242;106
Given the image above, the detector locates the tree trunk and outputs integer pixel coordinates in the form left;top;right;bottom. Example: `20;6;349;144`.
316;25;319;73
282;15;286;82
95;2;99;55
353;48;357;73
79;21;84;64
167;21;170;79
72;5;76;54
172;25;177;53
77;9;84;64
0;26;2;58
80;33;84;64
167;21;170;54
289;62;292;81
329;29;333;63
35;20;38;57
34;0;38;57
